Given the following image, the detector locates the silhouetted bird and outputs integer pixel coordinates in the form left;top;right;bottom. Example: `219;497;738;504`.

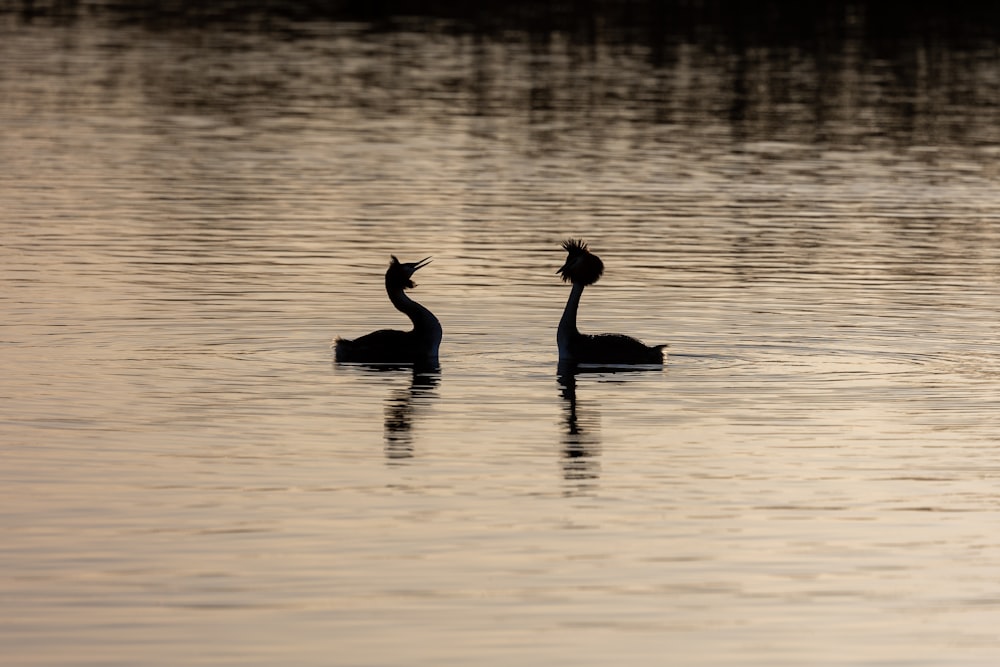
334;256;442;367
556;239;665;366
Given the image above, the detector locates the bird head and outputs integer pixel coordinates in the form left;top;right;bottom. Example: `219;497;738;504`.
386;255;432;290
557;238;604;286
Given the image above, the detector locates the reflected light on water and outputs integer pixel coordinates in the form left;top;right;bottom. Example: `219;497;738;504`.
4;5;1000;666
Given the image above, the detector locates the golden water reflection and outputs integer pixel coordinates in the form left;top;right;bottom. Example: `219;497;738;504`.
5;8;1000;667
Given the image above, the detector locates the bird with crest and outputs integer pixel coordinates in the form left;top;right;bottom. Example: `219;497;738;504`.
334;255;442;368
556;239;665;368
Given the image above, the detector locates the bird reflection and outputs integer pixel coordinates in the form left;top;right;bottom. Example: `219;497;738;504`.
557;370;602;490
382;366;440;462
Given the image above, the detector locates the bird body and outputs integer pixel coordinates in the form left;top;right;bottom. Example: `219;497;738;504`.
556;239;665;367
334;256;442;367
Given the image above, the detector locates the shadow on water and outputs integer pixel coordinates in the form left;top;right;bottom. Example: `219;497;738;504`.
338;363;440;462
557;363;667;491
8;1;1000;154
384;367;440;462
14;1;1000;43
556;370;602;491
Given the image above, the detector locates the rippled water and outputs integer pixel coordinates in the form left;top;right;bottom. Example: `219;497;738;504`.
4;8;1000;666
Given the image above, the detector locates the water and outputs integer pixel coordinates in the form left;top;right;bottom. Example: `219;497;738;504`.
4;6;1000;665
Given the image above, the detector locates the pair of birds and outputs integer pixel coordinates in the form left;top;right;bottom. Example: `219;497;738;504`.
334;239;666;368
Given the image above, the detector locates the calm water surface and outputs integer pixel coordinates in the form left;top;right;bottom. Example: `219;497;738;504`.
4;10;1000;666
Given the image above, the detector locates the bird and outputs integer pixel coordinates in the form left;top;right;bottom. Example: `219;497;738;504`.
556;239;665;367
334;255;442;367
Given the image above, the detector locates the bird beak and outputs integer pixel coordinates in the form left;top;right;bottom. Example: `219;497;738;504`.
413;257;432;271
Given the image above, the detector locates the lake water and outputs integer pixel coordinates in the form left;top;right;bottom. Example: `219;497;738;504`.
4;5;1000;665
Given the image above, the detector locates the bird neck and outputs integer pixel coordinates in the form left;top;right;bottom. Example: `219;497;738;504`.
558;282;585;345
387;284;441;339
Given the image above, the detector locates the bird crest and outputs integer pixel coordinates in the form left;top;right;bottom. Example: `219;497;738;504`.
558;238;604;286
386;255;432;290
